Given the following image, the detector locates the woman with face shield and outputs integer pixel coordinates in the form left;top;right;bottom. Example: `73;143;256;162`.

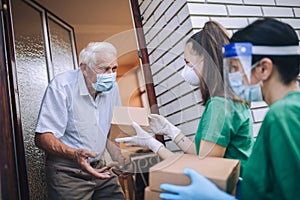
116;21;254;175
158;18;300;200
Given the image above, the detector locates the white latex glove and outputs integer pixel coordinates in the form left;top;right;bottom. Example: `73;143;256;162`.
115;122;163;153
148;114;181;140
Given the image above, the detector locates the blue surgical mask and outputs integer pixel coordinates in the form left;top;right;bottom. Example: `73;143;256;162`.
228;71;263;101
92;72;116;92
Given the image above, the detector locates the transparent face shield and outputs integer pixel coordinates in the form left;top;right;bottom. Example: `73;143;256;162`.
223;42;300;102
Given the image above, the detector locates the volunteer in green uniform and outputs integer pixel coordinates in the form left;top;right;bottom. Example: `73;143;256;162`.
159;18;300;200
116;21;254;175
194;96;252;174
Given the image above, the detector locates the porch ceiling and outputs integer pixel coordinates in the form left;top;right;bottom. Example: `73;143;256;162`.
34;0;140;67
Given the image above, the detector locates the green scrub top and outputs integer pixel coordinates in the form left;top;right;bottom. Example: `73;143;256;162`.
242;91;300;200
195;96;254;176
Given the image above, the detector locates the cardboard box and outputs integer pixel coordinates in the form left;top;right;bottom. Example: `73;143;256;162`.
144;187;161;200
109;106;150;140
149;154;240;194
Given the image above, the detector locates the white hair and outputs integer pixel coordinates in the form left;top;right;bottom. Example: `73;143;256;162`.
79;42;117;67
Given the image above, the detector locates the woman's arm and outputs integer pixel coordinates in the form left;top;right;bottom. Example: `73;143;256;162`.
199;140;226;158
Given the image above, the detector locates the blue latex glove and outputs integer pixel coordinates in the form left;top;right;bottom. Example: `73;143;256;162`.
159;168;236;200
236;177;243;199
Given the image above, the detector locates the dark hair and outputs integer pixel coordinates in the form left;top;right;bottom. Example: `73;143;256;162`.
186;21;230;105
231;18;300;84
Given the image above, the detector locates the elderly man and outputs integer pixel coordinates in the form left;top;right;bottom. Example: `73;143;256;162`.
35;42;127;200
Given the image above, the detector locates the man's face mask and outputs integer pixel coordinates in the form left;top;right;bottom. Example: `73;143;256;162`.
223;42;300;102
92;72;116;92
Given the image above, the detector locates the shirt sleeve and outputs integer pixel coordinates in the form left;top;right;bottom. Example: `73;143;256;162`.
264;112;300;199
35;84;68;138
198;98;230;147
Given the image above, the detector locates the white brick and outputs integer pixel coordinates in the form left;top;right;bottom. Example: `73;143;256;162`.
169;26;193;49
250;101;268;109
190;16;210;28
156;28;172;46
228;5;263;17
154;0;173;19
247;17;264;24
170;39;186;58
143;15;155;33
187;3;227;16
164;73;186;90
151;59;164;75
162;52;178;66
170;56;185;71
210;17;249;29
165;140;181;152
207;0;243;4
140;0;151;15
138;0;143;6
159;82;196;105
275;0;300;7
253;123;262;138
262;7;294;17
163;92;201;116
178;119;200;136
252;108;268;123
165;0;187;22
281;18;300;29
244;0;275;5
155;84;168;97
164;79;190;97
143;0;162;21
155;14;167;30
187;0;205;2
158;90;177;106
159;38;173;56
167;105;204;125
151;48;165;64
175;18;193;37
147;36;160;54
161;17;180;39
294;8;300;17
168;30;187;48
177;5;190;24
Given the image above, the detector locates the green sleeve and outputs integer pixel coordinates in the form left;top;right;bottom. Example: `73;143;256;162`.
197;98;230;147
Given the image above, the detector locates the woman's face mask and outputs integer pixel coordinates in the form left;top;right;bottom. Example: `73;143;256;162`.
228;71;263;101
181;64;200;86
92;72;116;92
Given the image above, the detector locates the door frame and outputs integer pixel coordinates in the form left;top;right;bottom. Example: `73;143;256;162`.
0;0;29;199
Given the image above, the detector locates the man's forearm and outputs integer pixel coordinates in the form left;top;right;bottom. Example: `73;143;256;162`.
106;139;123;161
35;132;76;160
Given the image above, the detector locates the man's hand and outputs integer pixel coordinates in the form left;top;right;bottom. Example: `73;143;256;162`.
73;149;111;179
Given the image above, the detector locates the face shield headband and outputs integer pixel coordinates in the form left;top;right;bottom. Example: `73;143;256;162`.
223;43;300;101
223;42;300;83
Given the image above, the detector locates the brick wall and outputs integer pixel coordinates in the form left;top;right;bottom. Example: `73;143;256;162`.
138;0;300;151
